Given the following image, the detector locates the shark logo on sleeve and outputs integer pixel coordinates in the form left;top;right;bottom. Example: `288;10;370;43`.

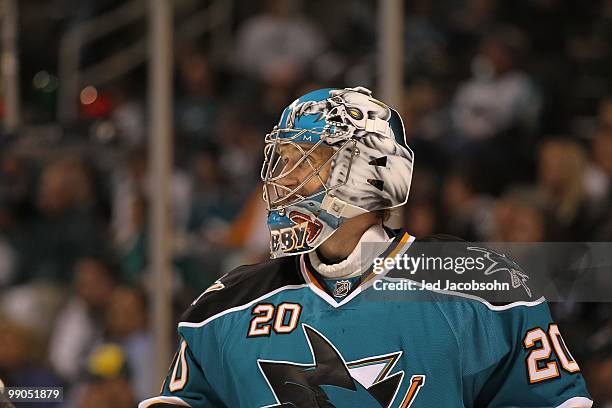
467;246;532;298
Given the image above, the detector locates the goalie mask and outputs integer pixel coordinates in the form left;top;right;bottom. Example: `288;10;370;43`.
261;87;414;258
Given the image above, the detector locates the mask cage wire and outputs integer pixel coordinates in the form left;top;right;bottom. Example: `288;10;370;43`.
261;127;356;211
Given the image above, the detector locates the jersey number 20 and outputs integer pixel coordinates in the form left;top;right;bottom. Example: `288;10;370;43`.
248;303;302;337
523;324;580;383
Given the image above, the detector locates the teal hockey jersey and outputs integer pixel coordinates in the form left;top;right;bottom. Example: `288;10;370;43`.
139;231;592;408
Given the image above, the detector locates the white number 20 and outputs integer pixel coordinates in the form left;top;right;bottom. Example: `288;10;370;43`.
524;324;580;384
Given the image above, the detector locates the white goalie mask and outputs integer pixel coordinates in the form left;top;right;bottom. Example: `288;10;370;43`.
261;87;414;258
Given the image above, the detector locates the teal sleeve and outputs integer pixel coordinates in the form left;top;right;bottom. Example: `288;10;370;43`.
138;332;225;408
473;301;592;407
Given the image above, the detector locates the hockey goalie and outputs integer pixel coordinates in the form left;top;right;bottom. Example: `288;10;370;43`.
139;87;592;407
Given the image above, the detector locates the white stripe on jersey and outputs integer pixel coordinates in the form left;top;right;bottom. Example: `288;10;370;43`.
555;396;593;408
138;395;191;408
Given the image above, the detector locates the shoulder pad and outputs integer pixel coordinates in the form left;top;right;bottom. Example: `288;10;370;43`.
180;256;304;325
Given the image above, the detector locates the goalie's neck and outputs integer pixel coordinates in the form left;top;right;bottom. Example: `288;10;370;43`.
309;220;389;279
316;212;381;260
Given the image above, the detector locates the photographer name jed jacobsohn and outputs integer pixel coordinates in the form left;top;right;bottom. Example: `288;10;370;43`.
373;279;511;292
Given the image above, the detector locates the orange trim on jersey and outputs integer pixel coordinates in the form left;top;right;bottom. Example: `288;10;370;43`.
304;267;327;292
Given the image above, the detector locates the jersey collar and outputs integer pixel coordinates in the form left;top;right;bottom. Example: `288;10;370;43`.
298;229;415;308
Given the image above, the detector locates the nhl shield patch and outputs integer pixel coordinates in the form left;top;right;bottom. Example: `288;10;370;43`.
333;280;351;298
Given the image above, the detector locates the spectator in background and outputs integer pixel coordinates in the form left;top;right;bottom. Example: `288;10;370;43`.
402;79;446;142
233;0;325;85
0;318;60;407
73;343;135;408
175;45;218;149
404;0;449;77
181;148;240;292
401;80;452;174
448;26;542;192
19;158;106;282
440;168;494;240
48;257;117;384
111;148;195;287
537;138;600;240
117;193;148;286
452;26;541;142
490;191;516;242
213;107;263;193
187;147;233;235
103;286;154;402
111;148;192;246
112;149;148;248
109;81;146;148
403;201;439;238
492;187;550;242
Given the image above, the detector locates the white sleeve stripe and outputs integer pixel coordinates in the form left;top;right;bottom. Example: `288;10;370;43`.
555;396;593;408
138;396;192;408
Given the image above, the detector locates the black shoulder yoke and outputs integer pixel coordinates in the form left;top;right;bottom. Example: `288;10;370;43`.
407;234;539;304
180;256;305;324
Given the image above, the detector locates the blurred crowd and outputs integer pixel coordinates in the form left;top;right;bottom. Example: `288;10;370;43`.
1;0;612;405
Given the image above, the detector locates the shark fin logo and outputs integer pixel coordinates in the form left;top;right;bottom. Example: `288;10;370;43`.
467;246;532;298
258;324;425;407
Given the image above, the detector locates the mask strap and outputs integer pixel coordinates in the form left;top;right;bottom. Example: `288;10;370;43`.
321;195;368;218
365;117;390;137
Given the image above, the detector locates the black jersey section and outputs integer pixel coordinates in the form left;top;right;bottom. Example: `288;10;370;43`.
382;225;401;240
180;256;305;324
416;233;465;242
399;233;539;304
